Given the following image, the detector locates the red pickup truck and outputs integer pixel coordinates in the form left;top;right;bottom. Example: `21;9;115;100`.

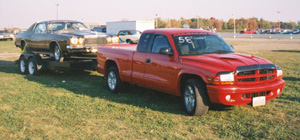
97;29;285;116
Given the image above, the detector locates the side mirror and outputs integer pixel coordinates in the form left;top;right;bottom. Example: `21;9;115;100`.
159;47;174;56
230;45;234;50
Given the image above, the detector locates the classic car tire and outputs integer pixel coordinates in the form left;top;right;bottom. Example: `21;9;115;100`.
27;57;39;76
106;66;121;93
53;44;64;62
183;79;209;116
19;56;28;74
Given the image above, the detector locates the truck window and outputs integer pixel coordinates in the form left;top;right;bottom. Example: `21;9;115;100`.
151;35;171;53
137;33;153;52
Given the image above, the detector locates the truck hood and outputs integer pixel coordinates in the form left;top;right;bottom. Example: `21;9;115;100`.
54;30;108;38
180;53;272;71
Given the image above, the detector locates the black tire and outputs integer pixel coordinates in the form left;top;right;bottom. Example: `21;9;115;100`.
19;56;28;74
27;57;39;76
182;79;209;116
106;66;121;93
53;44;64;62
126;39;133;44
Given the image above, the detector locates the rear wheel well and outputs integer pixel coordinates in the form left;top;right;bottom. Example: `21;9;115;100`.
180;74;206;95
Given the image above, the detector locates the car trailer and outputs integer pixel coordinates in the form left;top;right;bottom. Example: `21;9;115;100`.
18;53;97;75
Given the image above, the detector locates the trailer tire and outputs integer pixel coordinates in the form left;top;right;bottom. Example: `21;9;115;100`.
27;57;39;76
182;79;209;116
19;56;28;74
126;39;134;44
106;66;121;93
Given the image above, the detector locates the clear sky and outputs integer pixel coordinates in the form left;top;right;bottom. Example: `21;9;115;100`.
0;0;299;29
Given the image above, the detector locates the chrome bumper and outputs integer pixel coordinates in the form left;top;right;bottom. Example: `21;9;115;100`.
66;45;98;53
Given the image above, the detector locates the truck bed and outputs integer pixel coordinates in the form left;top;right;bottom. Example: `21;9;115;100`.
97;44;137;82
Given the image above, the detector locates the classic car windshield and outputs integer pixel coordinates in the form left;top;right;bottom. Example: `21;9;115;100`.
172;33;234;56
47;22;89;32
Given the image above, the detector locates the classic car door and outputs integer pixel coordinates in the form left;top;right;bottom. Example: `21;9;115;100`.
30;23;48;52
143;35;179;94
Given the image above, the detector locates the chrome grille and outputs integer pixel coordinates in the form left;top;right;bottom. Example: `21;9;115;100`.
85;37;107;45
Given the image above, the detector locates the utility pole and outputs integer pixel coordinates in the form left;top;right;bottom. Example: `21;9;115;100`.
56;4;59;20
197;16;199;29
277;11;280;29
155;14;158;29
233;14;236;34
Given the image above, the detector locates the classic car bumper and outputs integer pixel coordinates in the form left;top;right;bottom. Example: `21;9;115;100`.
67;45;98;54
206;79;285;106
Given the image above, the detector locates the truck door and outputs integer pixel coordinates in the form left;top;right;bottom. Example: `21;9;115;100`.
144;35;179;94
131;33;153;86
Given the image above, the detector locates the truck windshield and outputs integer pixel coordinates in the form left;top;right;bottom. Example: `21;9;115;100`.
172;34;234;56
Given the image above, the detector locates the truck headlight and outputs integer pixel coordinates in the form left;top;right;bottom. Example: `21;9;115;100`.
213;72;235;85
277;69;283;79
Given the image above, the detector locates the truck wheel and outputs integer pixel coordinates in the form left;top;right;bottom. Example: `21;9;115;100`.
19;56;28;74
53;44;64;62
27;57;39;76
106;66;121;93
183;79;209;116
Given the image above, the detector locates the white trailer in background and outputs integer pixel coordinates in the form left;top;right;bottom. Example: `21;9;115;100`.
106;21;155;35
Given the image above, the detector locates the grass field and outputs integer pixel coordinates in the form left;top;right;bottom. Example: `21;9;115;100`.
0;40;299;139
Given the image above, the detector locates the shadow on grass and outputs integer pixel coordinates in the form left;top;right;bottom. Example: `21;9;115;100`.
283;76;300;82
0;59;234;116
272;50;300;53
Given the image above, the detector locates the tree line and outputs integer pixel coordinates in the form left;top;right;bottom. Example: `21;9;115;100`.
156;17;300;31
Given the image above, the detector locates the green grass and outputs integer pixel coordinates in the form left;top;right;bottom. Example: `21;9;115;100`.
0;41;299;139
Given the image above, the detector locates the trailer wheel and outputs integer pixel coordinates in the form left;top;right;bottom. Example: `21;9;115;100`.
126;39;133;44
27;57;39;76
106;66;121;93
53;44;64;62
19;56;27;74
182;79;209;116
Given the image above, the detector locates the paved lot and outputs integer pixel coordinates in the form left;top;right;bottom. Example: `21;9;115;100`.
224;38;300;51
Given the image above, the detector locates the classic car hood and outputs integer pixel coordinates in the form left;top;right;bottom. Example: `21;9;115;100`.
55;30;108;38
180;53;272;71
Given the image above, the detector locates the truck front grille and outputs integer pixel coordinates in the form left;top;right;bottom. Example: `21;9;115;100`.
235;65;277;85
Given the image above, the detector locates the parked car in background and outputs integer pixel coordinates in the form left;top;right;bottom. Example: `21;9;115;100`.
0;29;14;41
92;27;106;33
15;20;119;62
240;30;256;34
117;30;141;44
292;29;300;34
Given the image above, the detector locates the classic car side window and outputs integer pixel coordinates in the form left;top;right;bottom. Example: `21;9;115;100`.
27;23;36;32
151;35;171;54
34;23;47;34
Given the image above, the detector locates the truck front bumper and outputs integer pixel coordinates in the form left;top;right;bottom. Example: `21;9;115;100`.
206;79;285;106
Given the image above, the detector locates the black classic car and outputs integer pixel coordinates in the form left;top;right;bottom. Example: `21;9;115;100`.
15;20;119;62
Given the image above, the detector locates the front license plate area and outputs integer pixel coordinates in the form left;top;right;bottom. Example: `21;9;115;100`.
252;96;266;107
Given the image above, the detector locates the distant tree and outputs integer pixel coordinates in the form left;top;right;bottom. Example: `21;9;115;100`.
222;22;228;30
157;18;167;28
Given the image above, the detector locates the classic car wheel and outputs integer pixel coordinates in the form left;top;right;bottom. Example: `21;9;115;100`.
19;56;28;74
106;66;121;93
53;44;64;62
27;57;39;76
183;79;209;116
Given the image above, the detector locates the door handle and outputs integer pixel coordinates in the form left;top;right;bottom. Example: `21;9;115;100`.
146;58;151;63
